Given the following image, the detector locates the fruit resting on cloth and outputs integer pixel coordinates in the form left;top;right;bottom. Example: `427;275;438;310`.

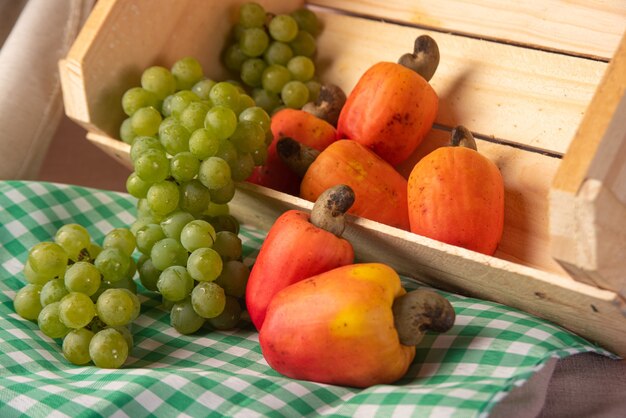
246;185;355;330
259;263;455;388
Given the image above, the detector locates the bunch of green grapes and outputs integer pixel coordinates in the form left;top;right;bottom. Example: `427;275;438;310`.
119;57;255;334
222;2;322;114
14;224;140;369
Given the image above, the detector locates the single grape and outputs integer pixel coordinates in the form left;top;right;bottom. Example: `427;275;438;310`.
281;80;310;109
212;231;243;262
147;181;180;216
240;58;266;88
180;101;210;132
251;145;268;166
167;90;200;117
141;65;176;99
199;157;232;190
229;120;265;153
263;41;293;66
234;94;256;115
179;180;212;216
103;228;136;257
287;56;315;82
203;214;240;235
14;283;43;320
54;224;90;262
230;152;256;182
138;257;161;292
120;117;137;145
206;295;242;330
252;88;282;113
209;180;236;205
192;79;217;100
64;262;101;296
59;292;96;329
189;128;220;160
130;136;164;162
112;325;134;351
306;80;322;102
171;57;204;90
23;260;55;286
289;30;316;57
122;87;159;116
95;247;131;283
131;106;162;137
134;148;170;183
223;44;248;73
135;223;166;255
38;302;70;339
96;288;140;327
214;260;250;298
239;2;266;28
204;106;238;141
151;238;189;271
215;139;239;169
291;8;320;36
191;281;226;319
157;266;195;302
170;298;205;335
268;15;299;42
89;328;129;369
126;172;152;199
170;152;200;183
180;220;217;252
262;64;292;94
40;278;68;306
160;211;195;240
159;120;191;156
238;106;271;133
28;242;68;279
209;82;241;110
62;328;94;365
239;27;269;57
187;247;223;282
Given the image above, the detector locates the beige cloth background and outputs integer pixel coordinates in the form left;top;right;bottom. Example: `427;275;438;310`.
1;1;625;416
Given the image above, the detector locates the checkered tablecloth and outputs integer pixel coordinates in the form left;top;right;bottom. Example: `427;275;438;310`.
0;181;616;417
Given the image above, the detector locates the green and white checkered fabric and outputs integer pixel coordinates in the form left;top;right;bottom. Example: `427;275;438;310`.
0;181;616;417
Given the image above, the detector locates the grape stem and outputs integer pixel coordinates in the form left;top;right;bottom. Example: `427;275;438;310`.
397;35;440;82
310;184;355;237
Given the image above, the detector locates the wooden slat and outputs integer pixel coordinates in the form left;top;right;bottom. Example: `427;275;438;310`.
309;0;626;60
314;11;607;155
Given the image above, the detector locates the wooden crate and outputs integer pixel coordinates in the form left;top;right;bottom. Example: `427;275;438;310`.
59;0;626;356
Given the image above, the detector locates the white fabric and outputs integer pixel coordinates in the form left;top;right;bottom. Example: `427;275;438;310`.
0;0;94;180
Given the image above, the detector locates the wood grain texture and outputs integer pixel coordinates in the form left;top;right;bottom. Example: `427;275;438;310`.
309;0;626;60
313;11;606;155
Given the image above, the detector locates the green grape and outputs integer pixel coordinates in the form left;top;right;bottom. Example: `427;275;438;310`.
239;27;269;57
130;217;151;236
89;328;129;369
223;43;248;73
235;94;256;116
204;106;238;140
104;274;138;295
189;128;220;160
23;261;54;286
180;220;216;252
141;65;176;99
209;180;236;204
291;8;320;36
179;180;212;216
160;211;195;240
239;2;266;28
126;172;152;199
192;79;217;100
281;80;310;109
170;152;200;183
252;88;282;113
59;292;96;329
95;247;131;283
180;101;210;132
230;152;256;182
167;90;201;117
138;257;161;292
147;181;180;216
187;247;223;282
131;106;162;137
204;202;230;217
134;148;170;183
122;87;159;116
209;82;241;110
206;296;242;330
157;266;194;302
287;56;315;81
171;57;204;91
103;228;136;257
38;302;70;339
55;224;91;262
203;214;240;235
14;283;43;320
120;117;137;145
64;262;101;296
191;281;226;319
289;30;316;57
170;299;205;335
88;242;103;261
124;257;137;282
62;328;94;365
199;157;232;190
96;288;140;327
135;223;165;255
151;238;189;271
262;64;292;94
240;58;266;88
112;325;134;351
251;145;268;166
263;41;293;66
214;260;250;298
268;15;299;42
306;80;322;102
40;278;68;306
28;241;68;279
215;139;239;168
229;120;265;153
159;120;191;155
130;136;164;162
212;231;243;262
239;106;271;133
